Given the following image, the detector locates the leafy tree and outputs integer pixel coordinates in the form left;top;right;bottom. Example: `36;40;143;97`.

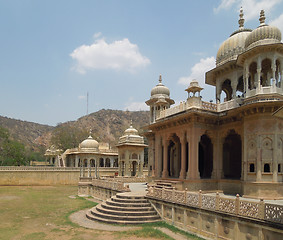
51;125;89;151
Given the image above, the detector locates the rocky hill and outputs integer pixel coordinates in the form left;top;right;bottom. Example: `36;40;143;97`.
0;109;150;152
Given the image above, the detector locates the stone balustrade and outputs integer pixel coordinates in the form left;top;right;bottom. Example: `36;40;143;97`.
92;178;128;192
146;186;283;224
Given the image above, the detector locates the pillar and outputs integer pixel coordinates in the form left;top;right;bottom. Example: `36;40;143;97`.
273;135;278;182
179;133;187;179
256;147;262;182
257;57;262;89
187;127;200;179
162;138;169;178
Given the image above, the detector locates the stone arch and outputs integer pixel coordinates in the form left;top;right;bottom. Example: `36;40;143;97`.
113;158;118;167
90;159;95;167
83;159;88;167
261;137;273;172
99;158;104;167
131;161;137;176
236;75;244;97
223;130;242;179
167;134;181;178
261;58;272;86
222;79;232;101
198;134;213;179
105;158;111;167
248;62;257;89
132;153;138;159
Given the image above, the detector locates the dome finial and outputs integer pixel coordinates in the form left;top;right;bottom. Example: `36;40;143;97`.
238;7;244;29
159;74;162;83
89;128;92;137
130;119;133;127
259;10;266;26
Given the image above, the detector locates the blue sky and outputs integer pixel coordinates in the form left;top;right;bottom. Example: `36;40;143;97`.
0;0;283;126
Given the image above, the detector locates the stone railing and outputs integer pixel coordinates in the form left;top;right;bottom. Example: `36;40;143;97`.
0;166;81;171
92;178;128;192
146;187;283;224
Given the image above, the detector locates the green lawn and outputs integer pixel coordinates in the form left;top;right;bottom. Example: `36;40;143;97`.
0;186;202;240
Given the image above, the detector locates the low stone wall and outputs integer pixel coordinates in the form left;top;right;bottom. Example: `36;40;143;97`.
78;177;130;200
0;166;119;185
147;186;283;240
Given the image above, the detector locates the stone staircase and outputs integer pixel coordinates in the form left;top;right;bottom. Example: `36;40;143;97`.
86;192;161;224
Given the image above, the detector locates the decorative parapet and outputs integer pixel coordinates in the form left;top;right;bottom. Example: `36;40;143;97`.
91;178;129;192
155;85;283;121
146;186;283;225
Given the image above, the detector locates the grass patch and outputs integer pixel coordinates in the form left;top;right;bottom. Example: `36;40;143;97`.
116;226;174;240
22;232;46;240
0;186;98;240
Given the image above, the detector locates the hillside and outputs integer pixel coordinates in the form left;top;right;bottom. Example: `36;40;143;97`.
41;109;150;148
0;116;53;151
0;110;150;152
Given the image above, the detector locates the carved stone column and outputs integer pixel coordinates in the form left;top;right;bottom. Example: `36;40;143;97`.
187;127;200;180
162;138;169;178
179;133;187;179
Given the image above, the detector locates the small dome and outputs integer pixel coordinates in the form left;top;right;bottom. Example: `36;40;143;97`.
80;135;99;150
124;122;139;136
150;75;170;98
245;10;281;49
216;8;251;66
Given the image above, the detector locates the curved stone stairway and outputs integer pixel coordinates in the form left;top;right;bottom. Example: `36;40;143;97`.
86;192;161;224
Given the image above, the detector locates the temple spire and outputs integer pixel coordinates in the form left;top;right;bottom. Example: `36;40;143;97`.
238;7;244;29
159;74;162;84
259;9;266;26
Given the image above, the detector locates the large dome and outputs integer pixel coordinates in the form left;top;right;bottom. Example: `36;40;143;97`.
216;8;251;66
150;75;170;98
80;135;99;151
245;11;281;50
217;30;251;66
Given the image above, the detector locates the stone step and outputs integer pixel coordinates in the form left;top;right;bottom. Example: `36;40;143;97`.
86;210;161;225
106;199;151;208
97;204;158;216
111;196;148;204
90;208;160;222
116;193;145;200
101;202;154;212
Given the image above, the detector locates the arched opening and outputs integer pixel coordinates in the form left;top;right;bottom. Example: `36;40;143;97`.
90;159;95;167
249;163;255;173
105;158;111;167
264;163;270;173
221;79;232;101
83;159;88;167
261;58;272;86
167;134;181;178
121;161;125;176
223;130;242;179
236;76;244;97
52;157;55;165
131;161;137;176
249;62;257;89
198;134;213;179
275;59;281;87
99;158;104;167
114;158;118;167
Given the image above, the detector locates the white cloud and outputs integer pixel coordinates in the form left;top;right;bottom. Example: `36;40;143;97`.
214;0;282;21
214;0;237;13
178;57;216;102
70;37;150;74
270;13;283;34
124;101;148;111
178;57;215;87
